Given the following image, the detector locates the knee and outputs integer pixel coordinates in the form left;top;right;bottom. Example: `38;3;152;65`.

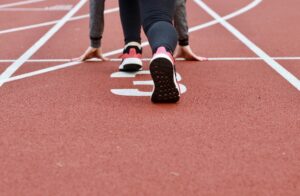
142;11;173;33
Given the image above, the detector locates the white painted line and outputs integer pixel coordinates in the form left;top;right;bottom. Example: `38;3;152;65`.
208;57;300;61
195;0;300;91
0;0;87;86
0;0;45;9
3;61;81;83
0;5;73;12
0;8;67;12
189;0;262;33
1;57;300;63
0;0;255;35
5;55;300;83
0;59;73;63
0;47;130;83
0;7;119;35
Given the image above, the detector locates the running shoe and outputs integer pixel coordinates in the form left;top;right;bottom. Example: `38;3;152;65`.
150;47;180;103
119;42;143;72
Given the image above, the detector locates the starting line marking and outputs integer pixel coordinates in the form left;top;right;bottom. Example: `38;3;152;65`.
1;57;300;63
195;0;300;91
0;0;87;86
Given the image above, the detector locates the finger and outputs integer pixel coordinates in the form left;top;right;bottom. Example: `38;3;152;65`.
99;56;109;61
187;55;208;61
192;55;208;61
186;56;199;61
198;56;208;61
81;53;98;61
173;48;181;58
95;52;109;61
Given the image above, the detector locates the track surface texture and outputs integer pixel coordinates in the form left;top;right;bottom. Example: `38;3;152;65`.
0;0;299;195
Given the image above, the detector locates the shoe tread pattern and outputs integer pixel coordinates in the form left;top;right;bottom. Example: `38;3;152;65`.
150;58;180;103
119;64;142;72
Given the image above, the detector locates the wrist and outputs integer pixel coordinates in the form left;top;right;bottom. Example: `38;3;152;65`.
178;38;189;47
90;36;102;48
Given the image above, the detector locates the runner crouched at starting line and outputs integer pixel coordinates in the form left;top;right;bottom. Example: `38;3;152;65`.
77;0;206;103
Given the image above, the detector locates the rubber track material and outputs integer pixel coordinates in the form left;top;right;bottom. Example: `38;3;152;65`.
150;58;180;103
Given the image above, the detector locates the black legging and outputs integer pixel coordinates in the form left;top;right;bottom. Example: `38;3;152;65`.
118;0;178;53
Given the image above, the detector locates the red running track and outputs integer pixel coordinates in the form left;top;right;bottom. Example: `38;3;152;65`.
0;0;299;195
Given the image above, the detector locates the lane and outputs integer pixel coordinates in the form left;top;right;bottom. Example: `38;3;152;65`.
280;60;300;79
0;0;46;9
225;0;300;88
0;0;88;86
0;63;10;73
227;0;300;57
195;0;300;91
0;0;299;196
201;0;256;16
7;0;261;77
0;26;51;59
0;0;74;30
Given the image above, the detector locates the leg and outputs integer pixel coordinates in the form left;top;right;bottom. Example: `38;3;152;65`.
139;0;178;53
118;0;141;44
174;0;189;46
139;0;180;103
118;0;143;71
173;0;207;61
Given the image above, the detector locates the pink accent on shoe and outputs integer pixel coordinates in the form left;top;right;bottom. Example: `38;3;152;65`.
119;48;142;59
156;47;181;94
154;47;175;64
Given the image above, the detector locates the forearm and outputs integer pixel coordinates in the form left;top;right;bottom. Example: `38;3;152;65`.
90;0;105;48
174;0;189;46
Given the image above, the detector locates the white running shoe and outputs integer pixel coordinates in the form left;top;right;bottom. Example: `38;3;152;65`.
119;42;143;72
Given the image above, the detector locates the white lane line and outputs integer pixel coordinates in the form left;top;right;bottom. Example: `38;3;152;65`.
0;0;257;35
0;8;67;12
0;0;256;35
0;0;87;86
0;0;45;9
0;5;73;12
4;61;81;83
195;0;300;91
1;46;125;83
0;7;119;35
6;55;300;84
1;57;300;63
208;57;300;61
189;0;262;33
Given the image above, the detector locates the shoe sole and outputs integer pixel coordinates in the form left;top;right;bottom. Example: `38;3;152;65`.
150;57;180;103
119;58;142;72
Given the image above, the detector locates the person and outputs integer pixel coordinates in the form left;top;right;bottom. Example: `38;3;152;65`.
77;0;205;63
79;0;196;103
75;0;108;61
117;0;182;103
173;0;207;61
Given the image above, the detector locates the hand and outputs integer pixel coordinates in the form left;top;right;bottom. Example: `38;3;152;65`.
174;45;207;61
73;47;109;61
